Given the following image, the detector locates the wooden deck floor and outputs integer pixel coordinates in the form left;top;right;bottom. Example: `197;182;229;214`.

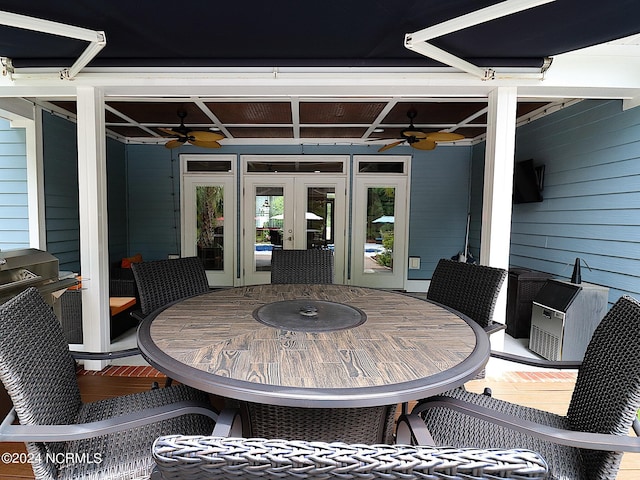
1;368;638;479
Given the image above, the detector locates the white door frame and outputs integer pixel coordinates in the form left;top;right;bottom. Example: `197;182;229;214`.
351;155;410;289
180;154;236;287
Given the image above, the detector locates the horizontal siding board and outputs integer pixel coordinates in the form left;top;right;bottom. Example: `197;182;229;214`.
0;206;28;218
511;222;640;242
510;244;640;276
511;233;640;259
548;158;640;187
510;209;639;225
0;129;26;143
0;193;28;206
0;230;29;242
46;229;79;242
0;143;26;156
0;218;29;230
0;181;27;193
0;169;27;181
0;156;30;168
537;191;640;210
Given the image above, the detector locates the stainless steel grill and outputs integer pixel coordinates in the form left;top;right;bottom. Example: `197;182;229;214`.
0;248;77;306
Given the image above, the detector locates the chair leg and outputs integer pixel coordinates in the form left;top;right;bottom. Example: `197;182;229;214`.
164;377;173;388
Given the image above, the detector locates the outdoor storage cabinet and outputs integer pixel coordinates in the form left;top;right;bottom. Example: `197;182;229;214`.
506;268;553;338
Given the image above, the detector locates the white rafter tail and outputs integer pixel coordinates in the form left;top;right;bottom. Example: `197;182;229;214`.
404;0;556;80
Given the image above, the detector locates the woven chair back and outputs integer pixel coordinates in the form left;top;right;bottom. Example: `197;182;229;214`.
566;294;640;476
270;249;334;284
0;288;82;461
132;257;209;316
427;258;506;329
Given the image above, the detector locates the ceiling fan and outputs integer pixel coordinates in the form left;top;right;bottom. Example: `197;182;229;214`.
377;108;465;152
159;109;224;149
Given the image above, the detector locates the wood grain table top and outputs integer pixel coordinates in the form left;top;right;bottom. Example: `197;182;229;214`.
138;284;489;407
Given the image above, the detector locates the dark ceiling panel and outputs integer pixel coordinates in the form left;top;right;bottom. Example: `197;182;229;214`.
301;127;369;138
227;127;293;138
300;102;387;124
108;126;154;137
384;103;487;125
207;103;292;124
106;102;210;124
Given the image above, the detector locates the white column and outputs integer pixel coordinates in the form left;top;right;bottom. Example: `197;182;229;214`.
76;86;110;370
480;86;517;332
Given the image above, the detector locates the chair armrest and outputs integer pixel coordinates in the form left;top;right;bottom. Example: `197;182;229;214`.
130;309;146;322
0;401;219;443
412;396;640;453
395;412;435;445
485;322;507;335
70;347;141;360
490;350;582;369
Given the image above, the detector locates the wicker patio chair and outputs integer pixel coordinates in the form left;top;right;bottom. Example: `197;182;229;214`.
403;294;640;480
131;256;210;320
151;436;549;480
427;258;508;335
270;248;334;284
0;287;220;480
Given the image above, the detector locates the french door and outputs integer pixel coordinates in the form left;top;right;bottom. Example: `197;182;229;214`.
182;166;236;287
351;169;408;289
242;175;346;285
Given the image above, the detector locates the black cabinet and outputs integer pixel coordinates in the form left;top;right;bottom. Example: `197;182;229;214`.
506;268;552;338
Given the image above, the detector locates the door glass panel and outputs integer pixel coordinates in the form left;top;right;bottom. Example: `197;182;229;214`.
306;187;335;250
254;186;284;272
196;185;224;271
365;187;395;274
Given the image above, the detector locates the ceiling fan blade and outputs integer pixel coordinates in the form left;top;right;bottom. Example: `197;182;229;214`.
411;139;437;150
164;139;186;149
188;130;225;142
159;127;182;137
424;132;465;142
190;139;222;148
378;140;405;152
403;130;427;139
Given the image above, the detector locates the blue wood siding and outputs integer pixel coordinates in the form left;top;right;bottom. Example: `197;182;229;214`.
0;118;28;251
42;112;129;272
125;145;181;261
43;112;80;271
407;147;473;278
470;99;640;304
107;139;129;265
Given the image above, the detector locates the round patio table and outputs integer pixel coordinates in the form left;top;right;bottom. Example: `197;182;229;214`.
137;284;489;408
